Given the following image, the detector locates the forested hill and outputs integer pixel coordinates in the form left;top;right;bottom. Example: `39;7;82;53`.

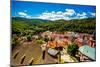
12;17;96;35
12;17;51;26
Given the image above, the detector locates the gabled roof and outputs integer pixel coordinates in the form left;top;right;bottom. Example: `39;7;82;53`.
79;45;96;60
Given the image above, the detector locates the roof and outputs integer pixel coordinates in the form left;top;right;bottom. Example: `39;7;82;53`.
47;40;68;48
79;45;96;60
47;48;59;56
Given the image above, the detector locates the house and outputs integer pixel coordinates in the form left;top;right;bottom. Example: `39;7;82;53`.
79;45;96;61
88;40;95;47
87;37;96;47
47;38;70;49
47;41;57;48
47;48;59;56
32;35;39;39
41;31;52;38
75;38;83;47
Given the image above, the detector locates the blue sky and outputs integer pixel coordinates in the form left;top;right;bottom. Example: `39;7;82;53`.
12;1;96;21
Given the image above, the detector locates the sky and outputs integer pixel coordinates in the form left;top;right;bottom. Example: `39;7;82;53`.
11;1;96;21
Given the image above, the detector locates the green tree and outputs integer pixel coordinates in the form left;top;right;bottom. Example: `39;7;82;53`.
67;43;79;56
27;35;32;41
12;37;20;50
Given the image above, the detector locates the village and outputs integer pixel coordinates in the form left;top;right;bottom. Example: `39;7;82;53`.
40;31;96;62
12;31;96;65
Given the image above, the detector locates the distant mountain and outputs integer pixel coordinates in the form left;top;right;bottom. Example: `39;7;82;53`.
12;17;53;26
12;17;96;27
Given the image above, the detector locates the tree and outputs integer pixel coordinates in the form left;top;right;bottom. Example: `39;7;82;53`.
67;43;79;56
27;35;32;41
12;37;20;50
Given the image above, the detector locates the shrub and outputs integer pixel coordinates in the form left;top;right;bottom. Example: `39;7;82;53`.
27;35;32;41
67;43;79;56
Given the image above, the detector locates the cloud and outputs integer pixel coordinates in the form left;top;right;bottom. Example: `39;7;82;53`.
37;12;70;21
76;12;87;19
77;12;87;16
57;11;63;15
18;12;27;16
36;9;76;21
17;9;95;21
90;12;96;16
65;9;76;16
18;11;32;19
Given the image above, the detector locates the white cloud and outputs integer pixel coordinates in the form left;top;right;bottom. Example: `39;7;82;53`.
18;12;27;16
51;11;56;14
77;12;87;19
57;11;63;15
37;11;70;21
18;9;94;21
65;9;76;16
83;12;87;16
77;12;87;16
90;12;96;16
18;12;32;19
36;9;76;21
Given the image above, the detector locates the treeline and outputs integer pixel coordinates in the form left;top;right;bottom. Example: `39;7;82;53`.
38;18;96;34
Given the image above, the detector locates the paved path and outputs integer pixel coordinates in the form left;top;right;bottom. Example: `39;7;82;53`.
11;41;43;66
11;41;58;66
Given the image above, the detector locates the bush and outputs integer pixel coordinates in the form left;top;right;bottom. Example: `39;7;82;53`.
36;39;45;45
67;43;79;56
12;37;20;50
27;35;32;41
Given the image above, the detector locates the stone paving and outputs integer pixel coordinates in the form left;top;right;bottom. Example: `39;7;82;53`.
11;41;58;66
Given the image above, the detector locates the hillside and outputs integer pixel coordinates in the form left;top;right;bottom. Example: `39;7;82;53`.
12;17;96;35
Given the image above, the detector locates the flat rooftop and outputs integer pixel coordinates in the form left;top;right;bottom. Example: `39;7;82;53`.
79;45;96;60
